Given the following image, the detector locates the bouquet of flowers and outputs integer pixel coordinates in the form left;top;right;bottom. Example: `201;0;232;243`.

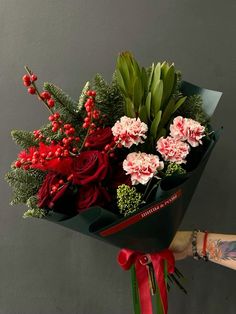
6;52;222;314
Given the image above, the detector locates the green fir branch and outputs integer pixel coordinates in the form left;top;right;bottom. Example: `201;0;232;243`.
5;168;45;205
11;130;39;149
44;82;80;123
177;94;209;125
78;81;90;112
91;73;125;125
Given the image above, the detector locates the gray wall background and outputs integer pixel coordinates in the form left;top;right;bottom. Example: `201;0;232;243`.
0;0;235;313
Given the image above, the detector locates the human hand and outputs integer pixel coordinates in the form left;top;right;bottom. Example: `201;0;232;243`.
169;231;193;260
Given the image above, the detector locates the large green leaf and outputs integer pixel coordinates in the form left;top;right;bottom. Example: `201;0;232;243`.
150;110;162;139
116;70;127;95
161;61;169;79
117;56;131;95
133;77;143;112
147;63;155;92
154;62;161;82
150;62;161;92
151;80;163;116
145;92;152;120
173;96;187;112
125;97;136;117
156;127;167;140
139;105;148;124
159;98;176;129
162;64;175;106
141;67;148;97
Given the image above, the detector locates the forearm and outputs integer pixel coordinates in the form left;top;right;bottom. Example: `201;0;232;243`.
192;232;236;270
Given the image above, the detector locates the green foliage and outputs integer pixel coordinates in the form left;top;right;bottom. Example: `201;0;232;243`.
177;94;209;125
117;184;142;216
78;81;90;111
23;208;47;219
23;195;47;219
5;168;45;205
115;52;187;145
44;82;80;123
11;130;38;149
90;73;125;125
165;163;186;176
40;123;65;142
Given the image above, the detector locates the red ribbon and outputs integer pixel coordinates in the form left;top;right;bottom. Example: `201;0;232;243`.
117;248;175;314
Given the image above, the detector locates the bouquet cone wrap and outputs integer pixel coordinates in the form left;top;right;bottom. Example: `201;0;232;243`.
46;82;222;253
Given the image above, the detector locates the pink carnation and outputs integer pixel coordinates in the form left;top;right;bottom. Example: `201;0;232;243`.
112;116;148;148
123;152;164;185
156;136;190;164
170;116;205;147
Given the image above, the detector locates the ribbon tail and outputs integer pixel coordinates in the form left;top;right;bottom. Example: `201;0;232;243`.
131;265;141;314
135;262;153;314
152;259;168;314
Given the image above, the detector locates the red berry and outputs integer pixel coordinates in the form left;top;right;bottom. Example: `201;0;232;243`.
68;127;75;134
33;151;40;157
47;152;54;158
56;147;62;154
82;122;89;128
63;149;69;157
31;158;37;164
23;80;31;87
15;160;22;168
75;137;80;142
104;144;111;151
84;142;90;147
64;124;71;130
51;185;58;192
28;87;36;94
53;112;60;119
40;91;51;100
62;138;69;145
47;98;55;108
109;152;115;158
85;106;92;113
67;174;74;181
24;165;30;170
59;180;64;185
52;127;58;132
22;74;31;83
87;90;96;97
52;121;59;127
48;115;55;121
41;153;47;159
72;148;77;153
31;74;37;81
84;117;91;123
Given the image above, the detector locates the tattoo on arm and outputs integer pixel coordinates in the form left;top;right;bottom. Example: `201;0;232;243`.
207;240;236;261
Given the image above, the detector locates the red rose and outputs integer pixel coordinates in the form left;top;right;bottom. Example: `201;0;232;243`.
72;150;109;185
110;162;131;189
86;127;113;150
76;183;111;212
38;172;76;215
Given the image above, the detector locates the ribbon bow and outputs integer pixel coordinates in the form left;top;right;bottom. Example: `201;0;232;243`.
117;248;175;314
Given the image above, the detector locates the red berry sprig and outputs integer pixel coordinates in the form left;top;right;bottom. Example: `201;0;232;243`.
22;66;55;113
